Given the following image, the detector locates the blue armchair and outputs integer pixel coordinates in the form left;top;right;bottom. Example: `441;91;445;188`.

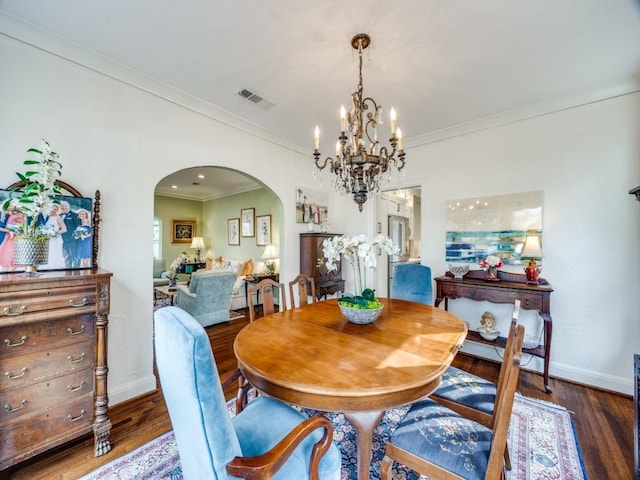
390;263;433;305
175;270;236;327
154;306;342;480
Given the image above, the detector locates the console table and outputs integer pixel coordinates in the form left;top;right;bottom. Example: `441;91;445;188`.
435;270;554;393
176;262;206;274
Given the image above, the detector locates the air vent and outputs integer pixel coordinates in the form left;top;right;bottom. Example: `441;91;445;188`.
237;88;275;110
239;88;263;103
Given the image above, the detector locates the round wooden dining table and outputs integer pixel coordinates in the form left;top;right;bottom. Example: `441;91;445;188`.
233;297;468;480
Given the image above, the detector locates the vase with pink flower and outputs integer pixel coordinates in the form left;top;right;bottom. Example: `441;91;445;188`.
479;255;503;281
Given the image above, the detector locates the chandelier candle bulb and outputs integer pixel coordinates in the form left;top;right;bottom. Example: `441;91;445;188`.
340;105;347;131
390;107;397;134
397;128;403;151
314;125;320;151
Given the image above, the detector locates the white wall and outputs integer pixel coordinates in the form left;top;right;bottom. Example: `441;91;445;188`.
0;21;316;404
332;91;640;393
2;14;639;398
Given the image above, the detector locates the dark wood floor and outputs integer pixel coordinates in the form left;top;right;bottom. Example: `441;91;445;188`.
3;313;634;480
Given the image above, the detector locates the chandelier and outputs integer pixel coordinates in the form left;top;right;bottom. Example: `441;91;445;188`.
313;33;406;212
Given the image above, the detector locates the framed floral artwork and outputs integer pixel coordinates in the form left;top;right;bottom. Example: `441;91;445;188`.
241;208;255;237
256;214;271;246
228;218;240;245
172;220;195;244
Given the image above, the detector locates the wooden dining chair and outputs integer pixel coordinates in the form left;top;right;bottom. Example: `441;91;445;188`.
247;278;287;322
288;274;316;308
431;300;521;469
380;324;525;480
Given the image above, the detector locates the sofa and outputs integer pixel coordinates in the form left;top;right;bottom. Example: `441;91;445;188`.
174;270;237;327
153;259;170;287
206;257;258;311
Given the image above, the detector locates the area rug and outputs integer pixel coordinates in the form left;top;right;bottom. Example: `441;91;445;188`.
79;394;587;480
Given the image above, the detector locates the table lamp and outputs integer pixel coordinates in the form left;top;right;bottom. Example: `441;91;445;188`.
261;244;278;274
190;237;205;261
521;234;543;284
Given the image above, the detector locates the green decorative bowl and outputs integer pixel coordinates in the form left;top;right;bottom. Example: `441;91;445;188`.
338;303;384;325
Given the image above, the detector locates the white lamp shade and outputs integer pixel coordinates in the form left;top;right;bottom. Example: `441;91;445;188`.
521;235;543;258
261;245;279;260
190;237;205;249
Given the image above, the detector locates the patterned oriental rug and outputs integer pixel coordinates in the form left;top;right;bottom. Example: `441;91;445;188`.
79;394;587;480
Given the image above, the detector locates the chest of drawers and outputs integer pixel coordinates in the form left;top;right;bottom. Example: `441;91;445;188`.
0;269;112;470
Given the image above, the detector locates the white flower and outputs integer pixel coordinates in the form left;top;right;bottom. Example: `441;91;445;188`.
321;234;400;296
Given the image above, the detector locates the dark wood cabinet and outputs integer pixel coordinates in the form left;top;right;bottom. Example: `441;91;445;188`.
635;354;640;480
299;233;345;300
435;270;553;393
0;269;112;470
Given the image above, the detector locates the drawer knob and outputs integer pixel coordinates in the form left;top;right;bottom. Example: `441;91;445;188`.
69;297;88;307
67;409;85;422
5;367;28;380
68;352;86;364
67;325;86;336
4;336;27;348
68;380;86;392
4;399;26;413
3;306;26;316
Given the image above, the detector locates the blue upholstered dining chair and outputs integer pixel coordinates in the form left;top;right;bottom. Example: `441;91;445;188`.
390;263;433;305
380;324;525;480
154;306;342;480
431;300;522;470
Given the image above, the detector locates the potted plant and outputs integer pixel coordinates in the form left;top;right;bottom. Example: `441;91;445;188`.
321;234;399;324
2;140;63;273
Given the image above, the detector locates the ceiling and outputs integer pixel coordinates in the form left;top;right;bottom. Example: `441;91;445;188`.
3;1;640;199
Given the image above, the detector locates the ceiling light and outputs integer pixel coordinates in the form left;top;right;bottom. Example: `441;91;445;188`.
198;174;205;179
171;185;178;189
313;33;406;212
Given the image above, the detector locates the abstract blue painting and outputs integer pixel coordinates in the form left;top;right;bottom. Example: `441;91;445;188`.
446;191;542;266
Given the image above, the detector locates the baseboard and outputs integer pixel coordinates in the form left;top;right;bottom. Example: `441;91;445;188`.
460;342;632;395
108;374;158;407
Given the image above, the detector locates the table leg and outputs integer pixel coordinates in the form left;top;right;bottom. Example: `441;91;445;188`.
542;313;553;393
343;410;385;480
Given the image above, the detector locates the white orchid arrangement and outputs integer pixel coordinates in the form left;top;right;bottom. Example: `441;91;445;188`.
2;140;63;239
322;234;400;309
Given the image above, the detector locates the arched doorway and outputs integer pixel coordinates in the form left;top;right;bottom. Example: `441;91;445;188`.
153;166;284;310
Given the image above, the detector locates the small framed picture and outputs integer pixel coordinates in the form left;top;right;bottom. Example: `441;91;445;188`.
172;220;196;243
256;214;271;246
228;218;240;245
241;208;255;237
